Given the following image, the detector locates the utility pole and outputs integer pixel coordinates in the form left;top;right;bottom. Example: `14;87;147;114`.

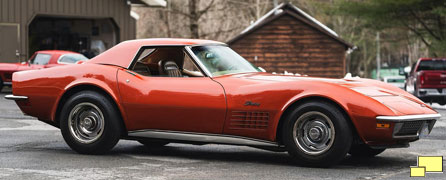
376;32;381;80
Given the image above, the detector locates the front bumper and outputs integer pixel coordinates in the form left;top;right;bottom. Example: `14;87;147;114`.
376;114;440;139
4;94;28;101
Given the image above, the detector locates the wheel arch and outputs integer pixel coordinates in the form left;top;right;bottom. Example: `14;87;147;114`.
53;84;128;136
275;95;360;145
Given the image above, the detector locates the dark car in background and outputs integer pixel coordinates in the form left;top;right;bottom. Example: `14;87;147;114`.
405;58;446;105
0;50;88;92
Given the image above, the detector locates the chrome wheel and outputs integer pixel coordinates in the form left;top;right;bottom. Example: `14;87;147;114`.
293;111;335;155
68;102;105;144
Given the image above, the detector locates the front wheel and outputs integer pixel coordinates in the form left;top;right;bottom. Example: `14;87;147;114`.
349;144;386;157
60;91;122;154
282;101;352;167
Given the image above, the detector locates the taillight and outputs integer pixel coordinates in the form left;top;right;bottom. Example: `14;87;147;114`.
419;73;425;85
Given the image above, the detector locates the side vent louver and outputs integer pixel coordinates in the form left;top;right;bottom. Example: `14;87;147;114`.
230;111;269;130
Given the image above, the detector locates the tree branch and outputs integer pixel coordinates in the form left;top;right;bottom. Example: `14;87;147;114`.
168;8;193;19
197;0;216;18
401;20;431;47
200;26;242;37
409;10;441;40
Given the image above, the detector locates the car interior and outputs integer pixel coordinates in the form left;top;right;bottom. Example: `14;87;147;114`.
130;47;204;77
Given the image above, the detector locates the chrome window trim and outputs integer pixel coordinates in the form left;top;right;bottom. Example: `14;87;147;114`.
4;95;28;101
376;114;441;122
126;45;212;77
126;43;226;71
128;129;278;147
126;45;185;70
184;46;213;78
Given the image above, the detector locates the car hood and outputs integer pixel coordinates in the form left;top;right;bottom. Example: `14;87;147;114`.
225;72;434;115
0;63;21;71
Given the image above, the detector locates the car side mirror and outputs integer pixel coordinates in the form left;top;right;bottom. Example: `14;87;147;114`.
399;67;408;78
399;67;405;75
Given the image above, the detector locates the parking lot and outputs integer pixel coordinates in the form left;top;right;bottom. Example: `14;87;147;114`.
0;87;445;180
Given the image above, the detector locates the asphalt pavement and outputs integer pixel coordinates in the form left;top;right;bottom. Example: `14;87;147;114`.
0;87;445;180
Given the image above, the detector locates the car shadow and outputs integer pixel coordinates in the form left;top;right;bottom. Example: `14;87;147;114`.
112;143;296;166
103;143;416;168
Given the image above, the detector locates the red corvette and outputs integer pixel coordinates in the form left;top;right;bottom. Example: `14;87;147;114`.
0;50;88;92
5;39;440;167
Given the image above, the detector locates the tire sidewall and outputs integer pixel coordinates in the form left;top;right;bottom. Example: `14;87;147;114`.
60;91;121;154
282;101;352;166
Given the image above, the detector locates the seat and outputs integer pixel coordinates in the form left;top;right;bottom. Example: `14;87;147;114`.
133;62;151;76
158;60;182;77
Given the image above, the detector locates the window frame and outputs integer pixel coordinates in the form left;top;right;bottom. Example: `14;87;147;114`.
127;45;215;77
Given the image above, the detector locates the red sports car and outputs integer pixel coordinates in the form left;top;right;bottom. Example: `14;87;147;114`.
0;50;88;92
5;39;440;167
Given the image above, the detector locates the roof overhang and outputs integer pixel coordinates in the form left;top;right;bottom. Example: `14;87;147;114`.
128;0;166;7
228;3;354;50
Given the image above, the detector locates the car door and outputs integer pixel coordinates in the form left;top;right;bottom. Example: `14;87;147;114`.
116;47;227;134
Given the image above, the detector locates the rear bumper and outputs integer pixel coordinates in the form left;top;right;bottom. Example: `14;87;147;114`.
376;114;440;140
4;94;28;101
418;88;446;97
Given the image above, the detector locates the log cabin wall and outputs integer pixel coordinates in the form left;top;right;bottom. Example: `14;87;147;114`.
228;4;351;78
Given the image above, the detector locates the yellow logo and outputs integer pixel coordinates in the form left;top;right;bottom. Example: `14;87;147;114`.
410;156;443;177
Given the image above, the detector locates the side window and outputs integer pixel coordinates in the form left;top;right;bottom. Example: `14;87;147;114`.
130;47;204;77
31;53;52;65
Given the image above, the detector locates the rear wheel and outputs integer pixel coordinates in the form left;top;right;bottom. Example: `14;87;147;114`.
282;101;352;167
349;144;386;157
60;91;122;154
138;139;169;148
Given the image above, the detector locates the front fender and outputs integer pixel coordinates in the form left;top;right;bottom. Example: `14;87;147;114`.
274;82;397;145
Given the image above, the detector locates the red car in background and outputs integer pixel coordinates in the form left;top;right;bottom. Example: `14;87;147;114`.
0;50;88;92
405;58;446;105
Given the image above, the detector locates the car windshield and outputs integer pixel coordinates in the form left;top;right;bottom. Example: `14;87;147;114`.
31;53;52;65
191;46;260;76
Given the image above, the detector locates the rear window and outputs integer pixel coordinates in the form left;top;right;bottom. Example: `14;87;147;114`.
58;54;89;64
417;60;446;71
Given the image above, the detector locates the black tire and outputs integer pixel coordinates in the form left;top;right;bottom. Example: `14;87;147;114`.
138;139;169;148
0;78;3;93
349;144;385;157
60;90;122;154
282;101;352;167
